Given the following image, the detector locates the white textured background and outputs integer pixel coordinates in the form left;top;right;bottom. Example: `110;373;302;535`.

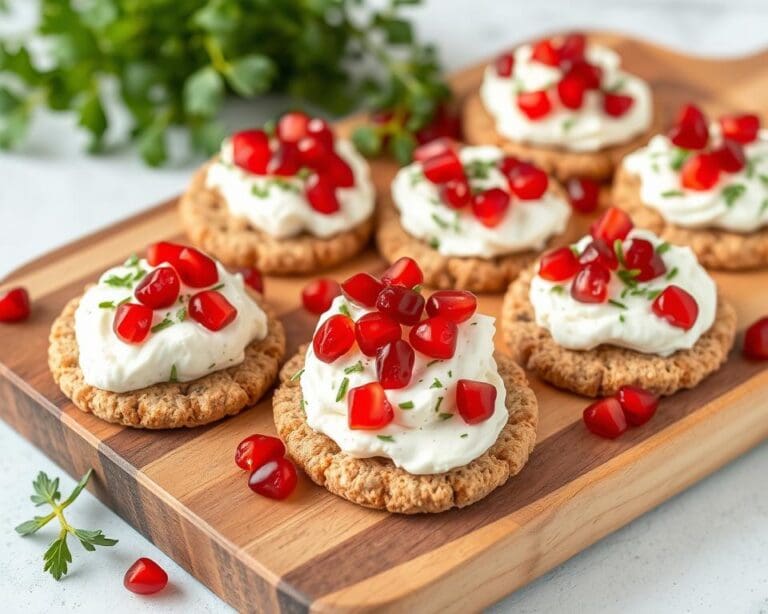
1;1;767;612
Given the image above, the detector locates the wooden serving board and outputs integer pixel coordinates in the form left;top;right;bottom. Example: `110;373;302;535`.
2;32;768;613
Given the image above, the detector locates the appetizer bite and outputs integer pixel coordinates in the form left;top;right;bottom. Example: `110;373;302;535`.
48;242;285;428
273;259;538;513
615;104;768;269
377;140;575;293
180;112;375;274
502;208;736;397
464;33;659;182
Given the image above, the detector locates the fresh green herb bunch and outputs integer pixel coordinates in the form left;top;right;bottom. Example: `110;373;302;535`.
0;0;450;165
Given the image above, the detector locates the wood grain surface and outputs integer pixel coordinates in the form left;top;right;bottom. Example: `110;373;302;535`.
1;32;768;613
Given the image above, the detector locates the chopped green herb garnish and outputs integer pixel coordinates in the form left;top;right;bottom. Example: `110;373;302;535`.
430;378;443;389
428;237;440;250
98;301;115;309
151;317;174;333
460;433;468;438
377;435;394;442
124;254;139;267
339;303;351;317
464;158;496;180
335;377;349;402
210;283;225;291
132;268;146;281
562;117;576;133
398;401;414;410
645;289;661;300
447;370;452;378
619;314;626;323
605;78;626;92
617;269;640;287
431;213;450;230
434;396;444;413
169;364;178;383
758;174;768;187
670;147;691;171
344;361;364;374
666;267;679;280
176;307;187;322
118;296;131;307
251;184;270;198
103;273;135;289
290;368;304;381
426;359;441;367
722;183;746;207
656;242;671;255
550;284;565;294
661;190;684;198
760;198;768;214
613;239;626;267
208;362;216;369
438;413;454;421
410;170;424;187
608;299;627;309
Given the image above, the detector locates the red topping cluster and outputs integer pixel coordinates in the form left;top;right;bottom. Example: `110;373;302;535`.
309;258;495;429
414;140;549;229
667;104;762;191
583;385;660;439
0;287;31;323
113;242;237;345
538;207;699;330
494;33;635;121
235;434;297;500
230;111;355;214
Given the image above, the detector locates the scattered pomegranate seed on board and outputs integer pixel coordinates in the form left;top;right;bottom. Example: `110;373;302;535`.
583;398;628;439
235;435;286;472
248;457;298;500
743;317;768;360
124;558;168;595
617;386;660;426
302;278;341;314
0;287;30;322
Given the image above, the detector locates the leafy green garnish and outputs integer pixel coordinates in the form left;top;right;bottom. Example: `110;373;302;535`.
169;364;178;383
151;317;174;333
344;361;364;374
608;299;627;310
661;190;684;198
464;158;496;180
431;213;450;230
290;368;304;381
613;239;626;267
438;412;453;421
335;377;349;402
176;307;187;322
666;267;679;280
722;183;746;207
670;148;691;171
103;273;135;289
98;301;115;309
339;303;352;317
398;401;414;410
460;433;468;438
430;378;443;389
434;396;444;413
377;435;395;442
656;242;671;255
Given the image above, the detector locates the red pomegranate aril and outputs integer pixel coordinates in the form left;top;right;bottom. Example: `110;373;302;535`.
297;135;329;169
413;137;456;163
234;434;286;471
146;241;184;267
341;272;384;307
559;33;586;63
571;263;611;304
348;381;394;429
248;457;297;500
652;285;699;330
603;93;634;117
425;290;477;323
578;239;618;271
177;247;219;287
583;398;627;439
712;139;746;173
276;111;310;144
422;149;464;184
306;117;334;148
124;558;168;595
381;257;424;289
590;206;633;243
495;52;515;77
624;238;667;281
539;247;580;281
376;339;415;390
531;38;560;66
231;129;270;174
440;178;471;209
499;155;522;178
189;290;237;331
415;104;462;145
409;316;458;359
568;60;602;89
668;103;709;149
113;303;153;344
301;278;341;314
375;286;425;326
134;266;180;309
0;287;30;322
472;187;510;228
680;152;720;191
557;73;586;109
325;153;355;188
566;177;600;213
719;113;760;144
238;267;264;294
312;314;355;363
355;312;401;356
517;90;551;120
456;380;497;424
743;317;768;360
617;385;660;426
305;173;340;214
267;143;301;176
509;163;549;200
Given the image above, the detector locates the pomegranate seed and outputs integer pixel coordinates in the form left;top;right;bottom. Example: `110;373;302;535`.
668;103;709;150
413;137;456;163
499;155;522;178
325;153;355;188
590;206;633;243
583;398;627;439
652;286;699;330
743;317;768;360
348;381;394;429
355;312;401;356
301;278;341;314
539;247;580;281
719;113;760;144
517;90;551;120
376;339;415;389
425;290;477;323
440;178;471;209
471;187;510;228
414;105;462;145
341;272;384;307
124;558;168;595
409;316;458;359
146;241;184;267
0;287;30;322
312;314;355;363
579;239;619;271
267;143;301;176
176;247;219;288
234;434;285;471
231;129;270;174
559;33;586;63
297;136;330;169
305;173;340;214
381;257;423;289
531;38;560;66
375;286;425;326
624;238;667;281
306;117;334;148
571;263;610;303
495;52;515;77
248;457;297;500
566;177;600;213
508;163;549;200
617;385;660;426
681;152;720;191
276;111;310;144
712;139;746;173
568;60;602;89
134;266;180;309
456;380;497;424
557;73;586;109
113;303;153;344
422;149;464;184
603;93;634;117
237;267;264;293
189;290;238;331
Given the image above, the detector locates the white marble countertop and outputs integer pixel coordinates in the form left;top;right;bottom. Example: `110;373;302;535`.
1;1;767;612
